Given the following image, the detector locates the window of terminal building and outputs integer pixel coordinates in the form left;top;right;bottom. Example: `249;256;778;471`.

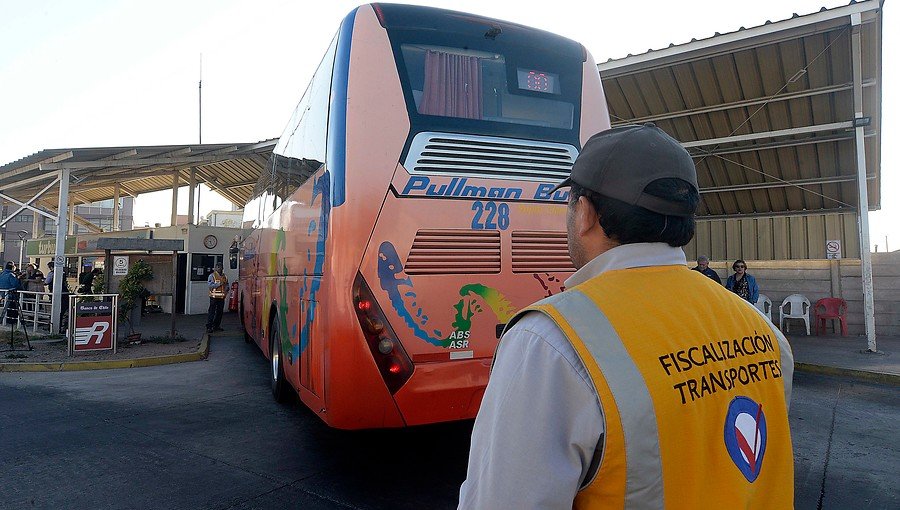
190;254;224;282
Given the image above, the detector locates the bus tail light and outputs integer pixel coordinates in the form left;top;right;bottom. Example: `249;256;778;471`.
353;273;413;394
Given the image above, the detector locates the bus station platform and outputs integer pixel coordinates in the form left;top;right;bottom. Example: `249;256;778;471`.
788;334;899;385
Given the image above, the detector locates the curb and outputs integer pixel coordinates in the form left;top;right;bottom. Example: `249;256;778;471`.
794;362;900;386
0;333;210;372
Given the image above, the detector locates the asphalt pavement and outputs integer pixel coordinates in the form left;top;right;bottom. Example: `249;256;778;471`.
0;323;897;509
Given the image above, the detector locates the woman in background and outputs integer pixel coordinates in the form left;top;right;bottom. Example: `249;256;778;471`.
725;259;759;304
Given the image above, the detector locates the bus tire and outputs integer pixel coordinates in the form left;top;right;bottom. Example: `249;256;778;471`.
270;321;289;403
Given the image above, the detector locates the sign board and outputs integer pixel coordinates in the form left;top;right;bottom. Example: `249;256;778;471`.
76;302;113;314
69;295;118;355
26;236;78;257
73;315;114;351
113;255;129;276
825;240;842;260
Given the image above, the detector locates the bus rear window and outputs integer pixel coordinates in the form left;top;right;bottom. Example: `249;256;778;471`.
400;44;574;129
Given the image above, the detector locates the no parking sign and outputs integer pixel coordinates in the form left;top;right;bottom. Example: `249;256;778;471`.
113;255;129;276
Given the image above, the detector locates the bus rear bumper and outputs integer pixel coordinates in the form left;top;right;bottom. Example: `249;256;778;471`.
392;357;493;426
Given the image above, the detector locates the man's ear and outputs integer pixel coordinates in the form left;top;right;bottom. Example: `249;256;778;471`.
575;195;599;237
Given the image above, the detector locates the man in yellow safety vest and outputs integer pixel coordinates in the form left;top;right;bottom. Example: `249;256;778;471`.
206;262;228;334
459;123;794;509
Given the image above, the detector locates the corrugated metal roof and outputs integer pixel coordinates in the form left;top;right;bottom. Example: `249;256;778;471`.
0;140;275;208
598;0;883;219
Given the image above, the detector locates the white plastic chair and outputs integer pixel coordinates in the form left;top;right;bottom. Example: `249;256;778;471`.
779;294;811;335
755;294;772;322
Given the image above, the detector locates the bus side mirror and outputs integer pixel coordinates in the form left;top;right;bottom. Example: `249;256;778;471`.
229;246;239;270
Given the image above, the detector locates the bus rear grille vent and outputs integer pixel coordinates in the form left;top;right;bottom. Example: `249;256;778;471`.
511;231;575;273
404;132;578;182
405;229;501;275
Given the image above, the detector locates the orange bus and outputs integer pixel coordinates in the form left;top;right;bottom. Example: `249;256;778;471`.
239;3;610;429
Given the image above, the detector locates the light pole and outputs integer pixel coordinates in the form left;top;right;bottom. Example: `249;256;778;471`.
17;230;28;268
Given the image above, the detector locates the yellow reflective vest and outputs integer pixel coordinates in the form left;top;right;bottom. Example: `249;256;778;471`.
209;272;228;299
510;265;794;509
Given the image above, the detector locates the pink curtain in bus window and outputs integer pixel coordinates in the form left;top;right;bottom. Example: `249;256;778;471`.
420;50;483;119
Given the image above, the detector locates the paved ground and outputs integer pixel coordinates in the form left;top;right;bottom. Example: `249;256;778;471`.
0;321;897;509
788;333;899;378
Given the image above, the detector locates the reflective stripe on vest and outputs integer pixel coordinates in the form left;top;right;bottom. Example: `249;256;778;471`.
209;273;227;298
528;290;663;509
512;265;793;509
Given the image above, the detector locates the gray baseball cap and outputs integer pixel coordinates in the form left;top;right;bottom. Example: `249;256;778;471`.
552;123;699;217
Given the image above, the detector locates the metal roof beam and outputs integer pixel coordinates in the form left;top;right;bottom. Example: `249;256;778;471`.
200;145;239;156
244;139;278;151
118;183;139;198
40;155;232;170
682;122;854;148
0;171;65;192
700;174;874;194
613;81;875;126
151;147;192;158
687;132;870;157
37;201;104;233
0;195;57;226
0;151;74;181
75;168;194;187
100;149;138;160
696;207;855;220
222;180;257;190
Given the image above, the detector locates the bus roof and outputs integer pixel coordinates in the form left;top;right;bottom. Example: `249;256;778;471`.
372;3;585;60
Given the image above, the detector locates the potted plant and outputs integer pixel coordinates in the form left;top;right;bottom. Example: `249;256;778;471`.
118;260;153;341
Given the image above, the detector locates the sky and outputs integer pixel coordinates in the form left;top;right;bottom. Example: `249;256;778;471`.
0;0;895;250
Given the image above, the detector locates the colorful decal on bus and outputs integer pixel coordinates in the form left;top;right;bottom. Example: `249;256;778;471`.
377;241;516;348
297;172;331;356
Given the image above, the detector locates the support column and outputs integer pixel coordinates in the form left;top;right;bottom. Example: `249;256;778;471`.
171;173;179;226
32;212;41;238
67;196;76;235
113;184;121;231
30;213;40;268
51;168;70;335
851;13;876;351
170;250;178;338
829;260;842;300
188;168;196;225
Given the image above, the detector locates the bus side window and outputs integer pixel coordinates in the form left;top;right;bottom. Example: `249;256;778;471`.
270;31;338;196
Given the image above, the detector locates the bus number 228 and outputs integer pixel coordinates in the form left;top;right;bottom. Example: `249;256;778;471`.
471;202;510;230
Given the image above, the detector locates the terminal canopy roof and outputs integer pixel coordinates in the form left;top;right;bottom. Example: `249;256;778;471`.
0;140;275;208
597;0;883;219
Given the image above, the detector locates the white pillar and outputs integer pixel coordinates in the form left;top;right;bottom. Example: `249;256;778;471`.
51;168;70;334
67;196;75;235
187;168;196;225
113;184;121;231
171;173;179;226
851;13;876;351
31;213;40;267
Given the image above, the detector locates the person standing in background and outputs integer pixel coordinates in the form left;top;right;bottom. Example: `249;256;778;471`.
725;259;759;304
692;255;722;284
206;262;228;334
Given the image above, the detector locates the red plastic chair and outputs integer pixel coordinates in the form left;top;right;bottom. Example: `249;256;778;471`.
814;298;848;336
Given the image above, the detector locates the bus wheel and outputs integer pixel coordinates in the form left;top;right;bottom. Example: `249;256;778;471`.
270;321;289;403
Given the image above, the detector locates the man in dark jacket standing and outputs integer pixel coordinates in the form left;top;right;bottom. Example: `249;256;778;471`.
0;262;21;291
692;255;722;284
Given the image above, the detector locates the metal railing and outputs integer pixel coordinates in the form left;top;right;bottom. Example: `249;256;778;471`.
18;290;55;333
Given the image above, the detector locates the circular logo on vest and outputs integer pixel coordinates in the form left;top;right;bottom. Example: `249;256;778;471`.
724;396;767;483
